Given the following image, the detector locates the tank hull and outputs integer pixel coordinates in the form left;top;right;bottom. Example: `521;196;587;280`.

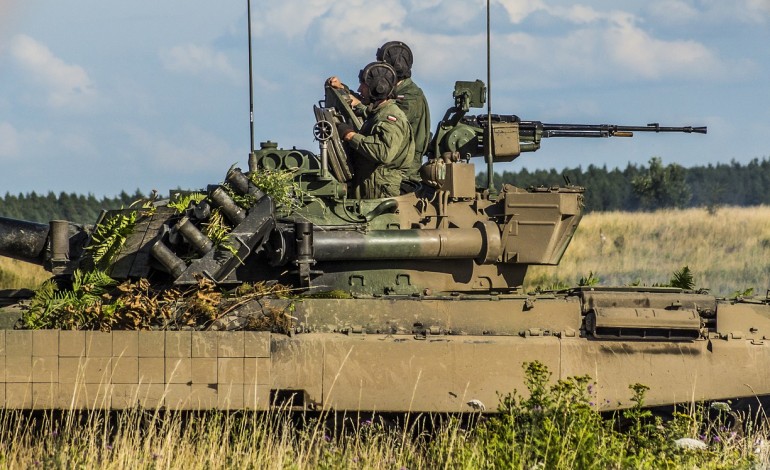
1;295;769;412
269;331;768;412
263;296;770;412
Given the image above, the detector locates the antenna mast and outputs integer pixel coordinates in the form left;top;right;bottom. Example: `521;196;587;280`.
247;0;255;154
485;0;495;195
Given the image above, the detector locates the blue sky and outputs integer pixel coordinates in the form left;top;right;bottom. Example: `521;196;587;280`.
1;0;769;197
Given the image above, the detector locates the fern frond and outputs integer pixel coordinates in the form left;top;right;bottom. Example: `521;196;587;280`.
87;211;138;268
670;266;695;290
168;192;206;214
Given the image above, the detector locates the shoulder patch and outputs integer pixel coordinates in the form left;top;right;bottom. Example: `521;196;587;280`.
387;115;398;122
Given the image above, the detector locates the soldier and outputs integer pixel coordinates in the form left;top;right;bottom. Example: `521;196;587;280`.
375;41;430;181
328;41;430;182
336;62;415;199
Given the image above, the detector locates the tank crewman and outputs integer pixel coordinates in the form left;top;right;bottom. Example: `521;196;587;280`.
336;62;415;199
375;41;430;181
327;41;430;182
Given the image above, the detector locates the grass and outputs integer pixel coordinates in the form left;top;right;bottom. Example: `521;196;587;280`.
0;258;49;290
0;362;767;469
525;205;770;296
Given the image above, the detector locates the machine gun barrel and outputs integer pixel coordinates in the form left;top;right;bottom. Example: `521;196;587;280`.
439;110;707;162
532;122;708;138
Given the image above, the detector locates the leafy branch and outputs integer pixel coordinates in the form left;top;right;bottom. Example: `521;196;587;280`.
87;211;138;269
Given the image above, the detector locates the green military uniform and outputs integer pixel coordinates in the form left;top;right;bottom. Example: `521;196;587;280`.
353;79;430;182
394;78;430;181
348;100;414;198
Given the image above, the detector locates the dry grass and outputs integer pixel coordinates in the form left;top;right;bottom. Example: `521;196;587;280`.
0;408;436;469
526;205;770;296
0;258;49;290
0;372;765;469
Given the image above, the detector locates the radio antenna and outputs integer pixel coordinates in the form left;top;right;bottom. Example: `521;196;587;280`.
247;0;255;154
485;0;496;195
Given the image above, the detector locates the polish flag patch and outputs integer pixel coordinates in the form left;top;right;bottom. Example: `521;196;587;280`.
387;115;398;122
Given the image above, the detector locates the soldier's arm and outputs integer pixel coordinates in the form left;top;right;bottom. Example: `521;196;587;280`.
348;120;402;165
353;103;369;118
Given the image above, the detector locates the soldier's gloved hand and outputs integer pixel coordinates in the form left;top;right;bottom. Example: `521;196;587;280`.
336;122;356;141
326;76;344;89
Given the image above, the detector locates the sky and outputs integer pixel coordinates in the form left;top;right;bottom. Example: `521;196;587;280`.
1;0;769;197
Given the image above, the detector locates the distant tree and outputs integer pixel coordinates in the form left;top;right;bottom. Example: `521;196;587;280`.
0;190;145;223
631;157;691;210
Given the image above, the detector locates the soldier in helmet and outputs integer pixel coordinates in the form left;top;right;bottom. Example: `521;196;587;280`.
336;62;415;199
328;41;430;182
375;41;430;182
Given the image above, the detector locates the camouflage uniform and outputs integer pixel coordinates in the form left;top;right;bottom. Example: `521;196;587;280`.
394;78;431;181
348;100;415;199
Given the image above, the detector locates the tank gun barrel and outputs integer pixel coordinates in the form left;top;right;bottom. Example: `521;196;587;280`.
0;216;50;265
0;216;88;274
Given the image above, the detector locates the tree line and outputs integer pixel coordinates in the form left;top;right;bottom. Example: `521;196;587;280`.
0;190;144;224
1;157;768;223
479;157;770;212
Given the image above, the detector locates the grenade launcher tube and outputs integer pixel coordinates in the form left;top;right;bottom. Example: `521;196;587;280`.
310;223;502;264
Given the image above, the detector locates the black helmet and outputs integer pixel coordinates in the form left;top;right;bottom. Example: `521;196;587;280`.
358;61;397;102
376;41;413;80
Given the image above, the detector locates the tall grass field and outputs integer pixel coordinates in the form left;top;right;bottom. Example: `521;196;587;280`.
0;258;48;291
526;205;770;296
0;364;767;468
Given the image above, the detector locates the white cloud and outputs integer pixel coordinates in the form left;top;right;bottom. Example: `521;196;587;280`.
9;34;96;109
481;6;730;87
646;1;699;23
603;15;720;80
315;1;409;55
748;0;770;13
159;44;240;82
496;0;547;23
251;0;335;39
409;32;486;80
124;124;234;174
241;0;732;86
744;0;770;21
415;0;484;29
649;0;770;24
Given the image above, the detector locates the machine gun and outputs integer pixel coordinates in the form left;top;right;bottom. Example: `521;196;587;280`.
431;80;707;162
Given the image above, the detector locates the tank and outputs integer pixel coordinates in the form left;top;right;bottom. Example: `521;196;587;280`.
3;79;767;414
